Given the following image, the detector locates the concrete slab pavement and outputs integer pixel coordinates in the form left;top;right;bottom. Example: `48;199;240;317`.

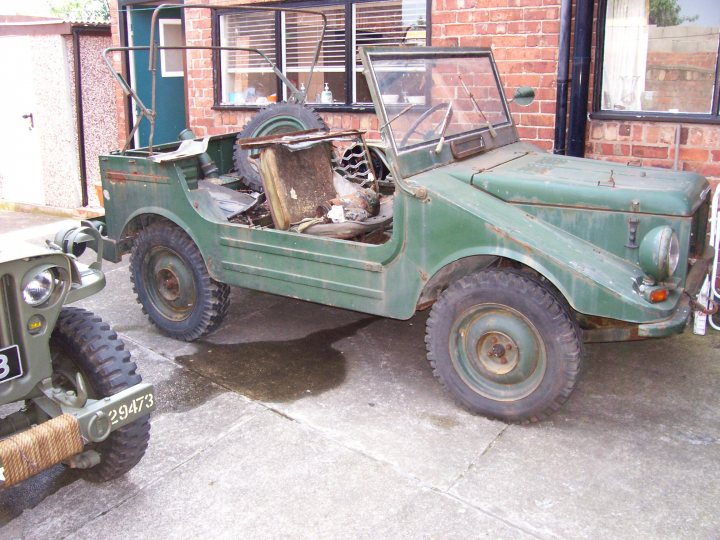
0;210;719;538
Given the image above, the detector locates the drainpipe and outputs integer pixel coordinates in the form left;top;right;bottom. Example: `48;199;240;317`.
553;0;572;155
566;0;594;157
72;26;89;207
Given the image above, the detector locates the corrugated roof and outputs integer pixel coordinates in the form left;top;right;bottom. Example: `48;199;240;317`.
0;15;109;36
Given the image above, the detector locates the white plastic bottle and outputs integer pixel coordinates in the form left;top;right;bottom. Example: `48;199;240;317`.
321;83;333;104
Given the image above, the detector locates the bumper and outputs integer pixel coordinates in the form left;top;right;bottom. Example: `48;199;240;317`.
70;382;155;443
584;247;713;343
0;383;154;488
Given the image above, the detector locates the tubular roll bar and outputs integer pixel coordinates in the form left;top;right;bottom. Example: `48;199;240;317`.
103;3;328;154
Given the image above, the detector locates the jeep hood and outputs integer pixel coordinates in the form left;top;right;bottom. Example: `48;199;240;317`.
468;145;709;216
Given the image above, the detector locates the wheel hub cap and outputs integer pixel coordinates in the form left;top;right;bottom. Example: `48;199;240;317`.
451;304;547;401
156;268;180;301
143;247;197;322
476;332;519;375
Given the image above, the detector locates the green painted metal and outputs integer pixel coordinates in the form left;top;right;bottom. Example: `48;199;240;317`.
450;304;546;400
471;149;708;216
98;47;713;340
0;244;107;405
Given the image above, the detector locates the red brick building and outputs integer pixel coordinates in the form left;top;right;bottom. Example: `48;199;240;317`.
109;0;720;186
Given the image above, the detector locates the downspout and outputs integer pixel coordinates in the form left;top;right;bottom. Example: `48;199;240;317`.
72;26;89;207
566;0;595;157
553;0;572;155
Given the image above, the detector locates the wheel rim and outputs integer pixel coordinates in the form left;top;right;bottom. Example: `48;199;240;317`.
450;303;547;401
143;246;197;322
247;116;307;174
255;115;306;137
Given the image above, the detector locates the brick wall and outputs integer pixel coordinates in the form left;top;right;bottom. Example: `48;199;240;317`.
109;0;719;186
586;122;720;185
432;0;560;151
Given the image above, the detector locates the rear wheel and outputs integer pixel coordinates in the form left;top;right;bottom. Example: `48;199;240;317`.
425;269;583;423
51;307;150;482
233;103;328;191
130;222;230;341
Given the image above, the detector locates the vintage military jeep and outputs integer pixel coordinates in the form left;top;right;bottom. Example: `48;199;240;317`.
98;33;712;422
0;226;154;487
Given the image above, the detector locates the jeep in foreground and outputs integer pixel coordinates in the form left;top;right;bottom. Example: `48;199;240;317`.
96;5;712;422
0;226;153;487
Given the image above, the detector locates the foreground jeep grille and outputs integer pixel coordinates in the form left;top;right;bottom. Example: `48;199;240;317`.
0;274;17;349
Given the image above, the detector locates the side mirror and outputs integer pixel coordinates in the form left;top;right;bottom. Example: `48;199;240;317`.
510;86;535;107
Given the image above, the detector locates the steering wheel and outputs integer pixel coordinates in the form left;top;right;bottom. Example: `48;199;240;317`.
400;102;451;147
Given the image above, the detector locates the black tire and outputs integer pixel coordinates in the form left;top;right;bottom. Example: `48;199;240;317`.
130;222;230;341
50;307;150;482
233;103;328;191
425;269;583;423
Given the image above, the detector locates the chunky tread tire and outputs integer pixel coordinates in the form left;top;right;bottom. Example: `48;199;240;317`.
425;269;584;423
233;103;328;191
51;307;150;482
130;222;230;341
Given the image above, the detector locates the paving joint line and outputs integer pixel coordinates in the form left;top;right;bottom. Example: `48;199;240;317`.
61;410;262;539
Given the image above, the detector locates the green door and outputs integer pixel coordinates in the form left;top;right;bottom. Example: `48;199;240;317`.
130;6;186;147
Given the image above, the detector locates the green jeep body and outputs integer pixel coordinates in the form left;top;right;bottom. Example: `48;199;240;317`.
97;44;712;422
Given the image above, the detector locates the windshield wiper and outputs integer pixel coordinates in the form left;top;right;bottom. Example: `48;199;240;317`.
381;103;417;130
458;74;497;138
434;101;454;154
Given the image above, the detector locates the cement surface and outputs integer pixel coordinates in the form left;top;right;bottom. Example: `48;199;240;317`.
0;211;718;539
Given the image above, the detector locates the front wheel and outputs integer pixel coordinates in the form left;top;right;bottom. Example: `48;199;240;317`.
130;222;230;341
51;307;150;482
425;269;583;423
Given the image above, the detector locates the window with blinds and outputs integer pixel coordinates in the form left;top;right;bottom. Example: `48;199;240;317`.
216;0;428;107
284;7;346;104
220;11;277;105
354;0;426;102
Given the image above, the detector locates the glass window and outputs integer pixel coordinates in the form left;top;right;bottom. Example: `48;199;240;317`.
599;0;720;115
159;19;184;77
353;1;427;103
220;11;277;105
216;0;428;107
284;6;346;104
373;55;509;151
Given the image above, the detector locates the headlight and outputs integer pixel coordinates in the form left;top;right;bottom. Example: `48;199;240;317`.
638;226;680;282
22;269;56;306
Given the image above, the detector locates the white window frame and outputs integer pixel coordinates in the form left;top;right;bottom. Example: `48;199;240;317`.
159;19;184;78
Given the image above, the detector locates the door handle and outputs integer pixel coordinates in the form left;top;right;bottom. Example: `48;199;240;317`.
22;113;34;130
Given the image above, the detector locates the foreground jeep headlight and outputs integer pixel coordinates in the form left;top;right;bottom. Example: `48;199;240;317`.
639;226;680;282
22;268;56;306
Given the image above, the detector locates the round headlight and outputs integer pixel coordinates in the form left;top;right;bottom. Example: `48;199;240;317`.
638;226;680;282
22;269;56;306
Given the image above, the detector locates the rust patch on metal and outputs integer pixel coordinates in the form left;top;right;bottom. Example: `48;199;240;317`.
486;224;534;254
105;170;168;184
416;299;435;311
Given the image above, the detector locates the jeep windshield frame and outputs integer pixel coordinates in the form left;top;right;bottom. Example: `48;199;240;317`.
361;47;519;180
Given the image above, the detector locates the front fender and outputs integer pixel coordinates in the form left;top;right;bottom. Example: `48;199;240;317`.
414;175;676;323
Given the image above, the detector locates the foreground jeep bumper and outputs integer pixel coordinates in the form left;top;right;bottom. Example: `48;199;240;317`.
0;382;155;487
584;246;713;343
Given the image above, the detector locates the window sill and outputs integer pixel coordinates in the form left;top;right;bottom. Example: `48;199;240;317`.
590;110;720;125
212;103;377;114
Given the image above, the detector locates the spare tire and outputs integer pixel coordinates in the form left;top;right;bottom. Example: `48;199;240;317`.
233;103;328;192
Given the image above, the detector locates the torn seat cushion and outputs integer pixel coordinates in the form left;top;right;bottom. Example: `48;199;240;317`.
258;142;336;230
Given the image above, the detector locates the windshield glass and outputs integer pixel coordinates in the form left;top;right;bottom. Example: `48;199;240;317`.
372;55;509;151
